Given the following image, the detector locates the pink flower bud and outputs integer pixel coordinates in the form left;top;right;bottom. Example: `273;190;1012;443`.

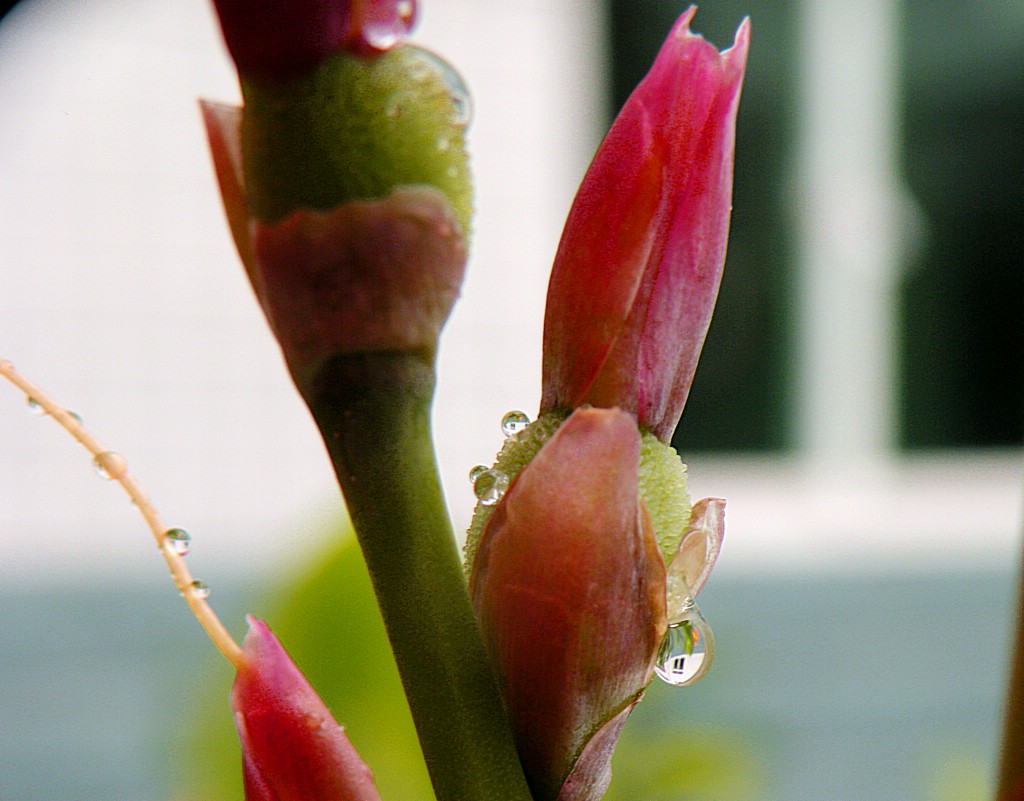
211;0;417;79
541;8;750;441
469;408;668;801
231;617;384;801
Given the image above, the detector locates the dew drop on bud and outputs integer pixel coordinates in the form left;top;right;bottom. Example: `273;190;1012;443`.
92;451;127;480
26;397;46;416
500;410;530;437
408;48;473;127
189;579;211;599
164;528;192;556
654;599;714;687
468;464;488;483
474;468;509;506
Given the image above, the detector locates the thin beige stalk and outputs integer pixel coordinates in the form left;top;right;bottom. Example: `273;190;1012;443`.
0;358;244;669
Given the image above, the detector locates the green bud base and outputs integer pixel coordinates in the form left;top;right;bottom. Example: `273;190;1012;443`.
465;410;692;571
240;45;473;234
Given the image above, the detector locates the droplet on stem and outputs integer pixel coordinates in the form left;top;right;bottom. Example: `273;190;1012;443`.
189;579;211;600
500;410;530;437
26;397;46;416
474;468;509;506
92;451;127;481
164;528;192;556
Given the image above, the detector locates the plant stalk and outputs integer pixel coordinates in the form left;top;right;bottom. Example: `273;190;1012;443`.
303;351;533;801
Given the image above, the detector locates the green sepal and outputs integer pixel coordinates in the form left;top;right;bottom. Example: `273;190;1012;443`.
240;45;472;235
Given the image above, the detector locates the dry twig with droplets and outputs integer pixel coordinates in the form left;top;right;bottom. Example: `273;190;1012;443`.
0;357;244;668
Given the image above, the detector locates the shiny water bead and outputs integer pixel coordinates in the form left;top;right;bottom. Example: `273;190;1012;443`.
66;410;83;424
500;410;530;437
654;599;714;687
164;528;191;556
360;0;417;51
26;397;46;416
468;464;488;483
410;48;472;127
474;468;509;506
92;451;127;480
189;579;210;599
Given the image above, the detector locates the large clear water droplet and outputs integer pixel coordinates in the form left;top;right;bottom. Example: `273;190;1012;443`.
188;579;210;600
500;410;530;437
474;468;509;506
92;451;127;481
654;599;714;687
164;528;191;557
409;48;472;127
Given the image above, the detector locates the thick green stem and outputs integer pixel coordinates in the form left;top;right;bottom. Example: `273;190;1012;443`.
303;351;533;801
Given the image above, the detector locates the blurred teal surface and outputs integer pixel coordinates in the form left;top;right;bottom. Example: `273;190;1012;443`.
0;569;1015;800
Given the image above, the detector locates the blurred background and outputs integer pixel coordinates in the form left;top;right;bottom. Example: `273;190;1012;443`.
0;0;1020;799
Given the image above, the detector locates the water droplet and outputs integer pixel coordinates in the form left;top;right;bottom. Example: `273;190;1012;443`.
189;579;211;599
468;464;488;483
655;600;714;687
364;27;400;50
92;451;127;480
446;165;459;179
26;397;46;416
409;48;473;127
385;100;401;119
67;410;83;424
474;468;509;506
164;528;191;556
437;135;451;153
501;410;530;437
359;1;416;51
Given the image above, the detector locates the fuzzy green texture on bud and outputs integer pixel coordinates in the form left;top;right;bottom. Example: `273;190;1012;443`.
465;411;691;571
637;430;692;559
240;45;472;234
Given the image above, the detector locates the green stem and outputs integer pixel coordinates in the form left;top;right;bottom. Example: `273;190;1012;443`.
303;351;533;801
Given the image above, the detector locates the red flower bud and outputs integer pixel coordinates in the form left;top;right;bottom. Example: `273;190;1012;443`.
211;0;417;79
469;408;668;801
231;617;383;801
541;8;750;441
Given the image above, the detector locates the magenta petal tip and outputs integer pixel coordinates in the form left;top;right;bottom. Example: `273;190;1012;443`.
232;617;383;801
